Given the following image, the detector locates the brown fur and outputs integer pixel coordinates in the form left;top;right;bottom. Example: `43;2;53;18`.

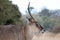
32;26;60;40
32;32;60;40
0;25;25;40
24;23;40;40
0;22;40;40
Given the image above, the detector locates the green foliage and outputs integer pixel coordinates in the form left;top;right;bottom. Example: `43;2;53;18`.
34;15;60;30
0;0;21;25
38;8;51;17
31;8;60;30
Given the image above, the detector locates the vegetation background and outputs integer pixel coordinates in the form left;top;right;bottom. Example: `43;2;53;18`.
0;0;22;25
0;0;60;31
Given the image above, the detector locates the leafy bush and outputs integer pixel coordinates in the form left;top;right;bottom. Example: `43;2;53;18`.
0;0;21;25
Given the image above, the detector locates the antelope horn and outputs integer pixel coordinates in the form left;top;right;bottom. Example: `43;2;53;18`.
27;2;36;21
27;2;45;32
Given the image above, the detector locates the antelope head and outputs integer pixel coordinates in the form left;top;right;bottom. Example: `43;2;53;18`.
26;2;46;33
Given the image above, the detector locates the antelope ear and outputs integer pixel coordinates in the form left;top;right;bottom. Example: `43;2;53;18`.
26;17;29;19
26;17;30;21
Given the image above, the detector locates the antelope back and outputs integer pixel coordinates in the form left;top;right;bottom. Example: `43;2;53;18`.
0;25;25;40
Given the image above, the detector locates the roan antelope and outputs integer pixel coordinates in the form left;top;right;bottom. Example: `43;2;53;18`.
24;2;45;40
